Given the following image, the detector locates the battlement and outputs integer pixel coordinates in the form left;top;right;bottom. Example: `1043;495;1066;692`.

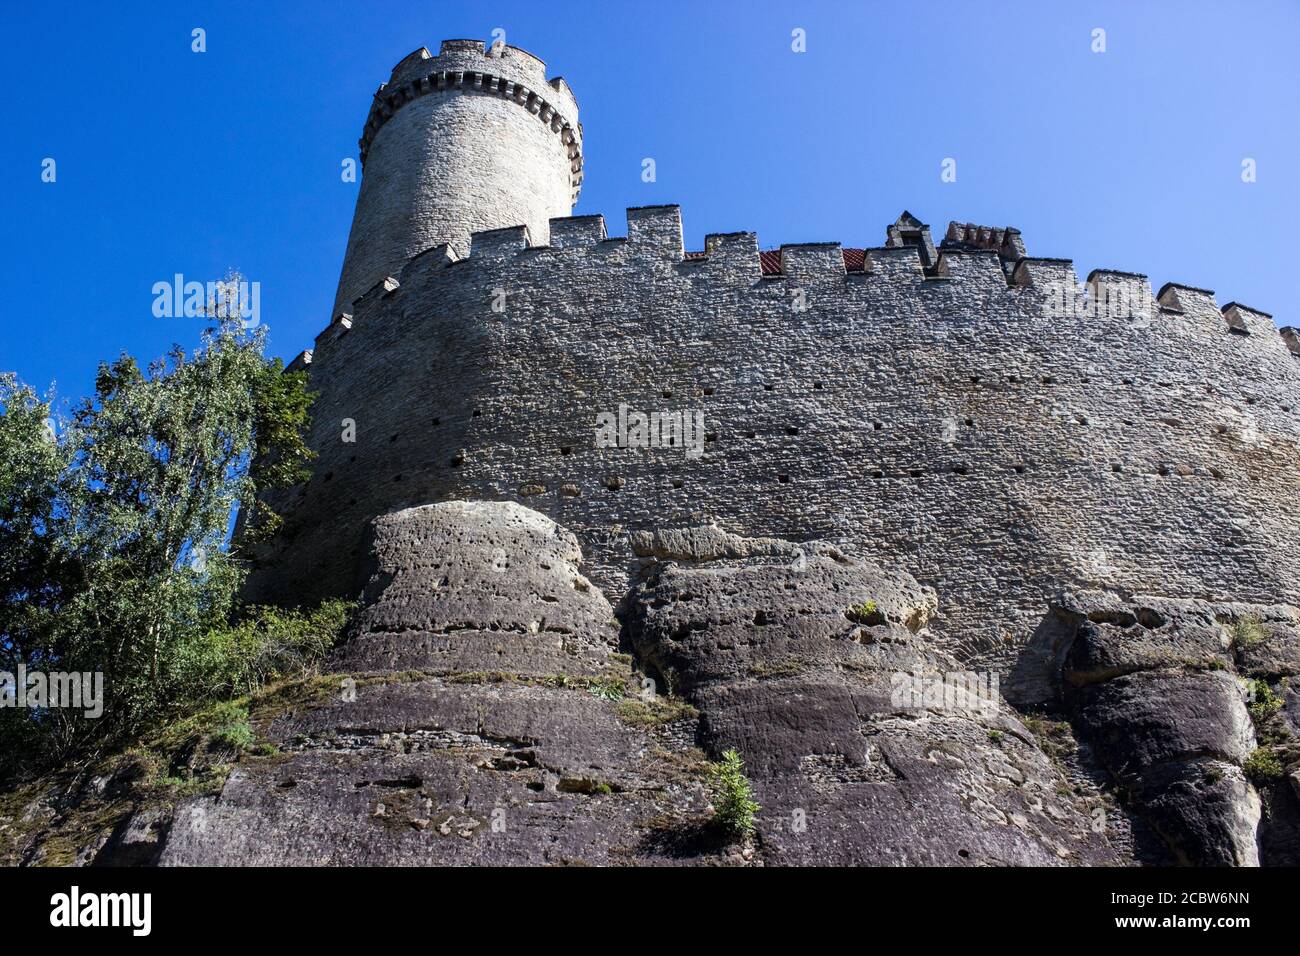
382;40;570;110
1283;327;1300;356
1222;302;1273;336
943;221;1026;257
306;205;1295;378
359;40;582;204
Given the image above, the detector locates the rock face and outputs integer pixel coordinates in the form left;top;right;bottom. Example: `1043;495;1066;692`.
155;502;1120;866
20;502;1293;866
339;500;616;677
159;502;716;866
624;539;1117;866
1046;593;1300;865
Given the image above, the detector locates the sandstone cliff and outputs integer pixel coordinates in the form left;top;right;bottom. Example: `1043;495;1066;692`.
7;500;1296;866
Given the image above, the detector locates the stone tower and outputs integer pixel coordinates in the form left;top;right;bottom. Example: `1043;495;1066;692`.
331;39;583;316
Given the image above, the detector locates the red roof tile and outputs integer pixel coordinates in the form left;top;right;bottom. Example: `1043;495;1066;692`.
682;247;867;274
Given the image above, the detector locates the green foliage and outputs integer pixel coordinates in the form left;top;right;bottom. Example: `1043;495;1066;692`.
169;600;355;701
1022;715;1077;765
588;677;626;701
0;312;318;781
1243;747;1284;784
206;702;255;754
0;377;73;641
846;599;881;624
1232;616;1267;650
1248;679;1284;725
708;748;759;839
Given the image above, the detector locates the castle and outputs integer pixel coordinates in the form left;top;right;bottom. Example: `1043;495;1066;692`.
247;38;1300;710
13;36;1298;869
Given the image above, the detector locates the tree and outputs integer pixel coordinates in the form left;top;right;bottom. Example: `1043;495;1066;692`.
0;375;75;714
0;310;315;778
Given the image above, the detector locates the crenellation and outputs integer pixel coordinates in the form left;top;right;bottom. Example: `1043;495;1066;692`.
397;242;457;287
1282;327;1300;356
352;275;399;311
1157;282;1216;313
847;247;924;295
1087;268;1147;282
438;39;483;55
778;242;846;281
626;205;684;257
469;224;532;258
1222;302;1271;335
933;248;1008;287
547;75;575;103
424;40;553;94
1012;257;1078;289
702;232;762;273
548;214;607;248
1087;269;1154;313
315;313;352;347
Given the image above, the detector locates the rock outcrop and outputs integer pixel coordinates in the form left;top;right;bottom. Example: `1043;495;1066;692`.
149;509;1118;868
1045;593;1300;865
159;501;718;866
624;538;1118;865
156;503;1118;866
14;502;1296;866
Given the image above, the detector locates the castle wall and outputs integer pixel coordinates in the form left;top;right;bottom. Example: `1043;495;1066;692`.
254;206;1300;705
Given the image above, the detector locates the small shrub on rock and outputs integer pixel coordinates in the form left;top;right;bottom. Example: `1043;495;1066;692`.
1243;747;1284;784
708;748;759;839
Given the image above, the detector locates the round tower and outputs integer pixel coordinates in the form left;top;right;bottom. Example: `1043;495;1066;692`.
332;39;583;315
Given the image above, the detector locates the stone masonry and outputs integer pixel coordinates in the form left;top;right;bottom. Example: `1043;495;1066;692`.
332;40;581;315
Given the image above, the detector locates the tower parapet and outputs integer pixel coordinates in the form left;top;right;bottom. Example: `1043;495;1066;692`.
332;39;582;315
942;221;1026;278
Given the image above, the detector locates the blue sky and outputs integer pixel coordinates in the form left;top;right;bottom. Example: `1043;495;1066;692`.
3;1;1296;409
